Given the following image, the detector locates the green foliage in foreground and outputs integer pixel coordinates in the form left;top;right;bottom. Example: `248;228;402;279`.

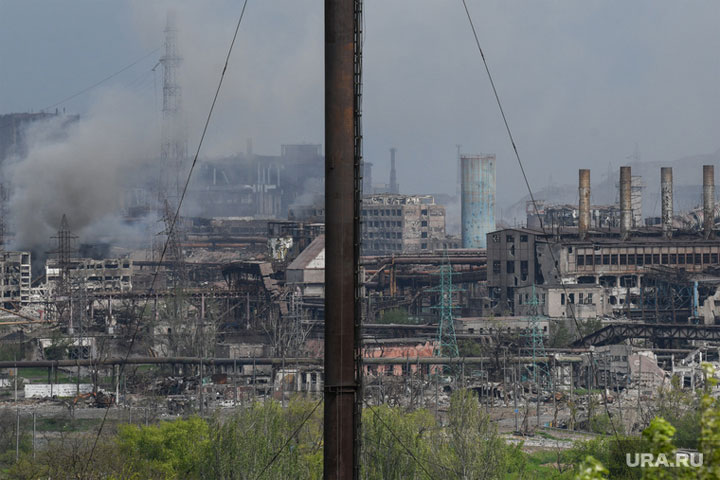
5;380;720;480
577;362;720;480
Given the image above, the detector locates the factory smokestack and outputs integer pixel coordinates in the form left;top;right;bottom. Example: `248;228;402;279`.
661;167;673;239
578;169;590;239
620;166;632;240
461;154;496;248
703;165;715;238
389;147;399;194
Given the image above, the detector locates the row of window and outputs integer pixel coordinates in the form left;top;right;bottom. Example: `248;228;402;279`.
492;260;529;275
367;232;402;239
362;208;402;217
577;252;719;267
364;220;402;228
492;233;530;243
362;208;430;217
560;292;594;305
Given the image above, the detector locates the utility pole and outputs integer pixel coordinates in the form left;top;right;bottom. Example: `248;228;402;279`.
324;0;362;477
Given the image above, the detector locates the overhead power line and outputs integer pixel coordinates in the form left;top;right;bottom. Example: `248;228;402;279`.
39;47;162;112
460;0;621;439
82;2;250;473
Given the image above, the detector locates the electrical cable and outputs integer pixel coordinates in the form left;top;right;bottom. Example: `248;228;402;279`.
460;0;622;439
40;47;162;113
363;400;438;479
0;47;161;134
81;2;250;473
254;397;323;480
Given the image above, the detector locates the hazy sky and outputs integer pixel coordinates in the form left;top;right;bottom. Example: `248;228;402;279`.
2;0;720;207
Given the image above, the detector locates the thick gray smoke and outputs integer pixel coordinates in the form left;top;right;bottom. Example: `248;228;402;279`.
5;89;158;251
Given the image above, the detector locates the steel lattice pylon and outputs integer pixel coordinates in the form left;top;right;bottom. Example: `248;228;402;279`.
524;285;552;388
430;251;460;358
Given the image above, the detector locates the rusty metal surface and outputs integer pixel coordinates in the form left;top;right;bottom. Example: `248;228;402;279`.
620;166;632;240
461;154;496;248
661;167;673;238
578;169;590;239
703;165;714;239
324;0;358;477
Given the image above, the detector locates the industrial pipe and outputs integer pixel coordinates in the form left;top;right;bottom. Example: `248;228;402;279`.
661;167;673;239
578;169;590;239
704;165;715;238
620;166;632;240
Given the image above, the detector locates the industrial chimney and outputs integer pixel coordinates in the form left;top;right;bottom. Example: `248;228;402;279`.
578;169;591;239
620;166;632;240
389;148;399;194
461;154;496;248
703;165;715;238
661;167;673;239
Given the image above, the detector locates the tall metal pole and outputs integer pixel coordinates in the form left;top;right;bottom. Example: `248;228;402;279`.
324;0;361;477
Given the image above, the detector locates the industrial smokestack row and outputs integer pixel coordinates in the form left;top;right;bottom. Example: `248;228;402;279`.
578;169;591;239
661;167;673;239
461;154;496;249
704;165;715;238
620;166;632;240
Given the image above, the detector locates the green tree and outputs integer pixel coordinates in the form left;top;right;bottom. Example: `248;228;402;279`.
431;389;513;479
361;405;436;479
117;416;210;479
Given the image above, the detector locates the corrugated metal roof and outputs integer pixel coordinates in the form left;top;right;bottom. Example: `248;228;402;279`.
288;235;325;271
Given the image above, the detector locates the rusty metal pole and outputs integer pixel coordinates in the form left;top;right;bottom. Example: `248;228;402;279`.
703;165;714;239
578;169;591;239
324;0;360;477
620;166;632;240
661;167;673;239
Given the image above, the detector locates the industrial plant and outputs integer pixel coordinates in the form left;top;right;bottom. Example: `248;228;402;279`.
2;2;720;478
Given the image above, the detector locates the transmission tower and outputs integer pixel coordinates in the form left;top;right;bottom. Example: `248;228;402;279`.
159;11;187;203
161;198;187;289
430;251;460;358
50;214;78;331
524;285;552;389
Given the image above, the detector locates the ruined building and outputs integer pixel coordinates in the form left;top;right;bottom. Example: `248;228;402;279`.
0;251;31;307
361;194;446;255
488;165;720;323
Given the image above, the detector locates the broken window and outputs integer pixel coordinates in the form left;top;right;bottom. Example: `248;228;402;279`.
520;235;528;242
577;254;585;266
506;234;515;243
506;261;515;273
493;261;501;274
561;293;566;305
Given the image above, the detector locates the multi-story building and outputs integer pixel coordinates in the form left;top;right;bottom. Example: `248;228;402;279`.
361;194;446;255
487;226;720;322
46;258;133;293
0;251;31;307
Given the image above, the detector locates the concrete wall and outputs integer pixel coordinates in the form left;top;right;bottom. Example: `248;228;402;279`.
25;383;93;398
